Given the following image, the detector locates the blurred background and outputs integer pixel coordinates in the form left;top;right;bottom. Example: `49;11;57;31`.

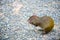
0;0;60;40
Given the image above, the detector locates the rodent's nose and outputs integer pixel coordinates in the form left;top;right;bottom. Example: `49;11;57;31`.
27;19;32;24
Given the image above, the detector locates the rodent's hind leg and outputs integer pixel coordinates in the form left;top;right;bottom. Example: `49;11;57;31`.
38;29;49;34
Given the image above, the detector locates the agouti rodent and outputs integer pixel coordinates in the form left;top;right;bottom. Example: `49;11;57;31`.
28;15;54;34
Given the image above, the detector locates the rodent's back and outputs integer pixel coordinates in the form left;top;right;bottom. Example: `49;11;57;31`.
39;16;54;33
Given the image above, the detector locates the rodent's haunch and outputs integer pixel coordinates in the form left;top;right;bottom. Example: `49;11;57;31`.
28;15;54;34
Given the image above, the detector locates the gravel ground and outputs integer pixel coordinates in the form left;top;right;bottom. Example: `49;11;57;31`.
0;0;60;40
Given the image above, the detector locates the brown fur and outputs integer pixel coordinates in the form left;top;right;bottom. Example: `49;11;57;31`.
28;15;54;34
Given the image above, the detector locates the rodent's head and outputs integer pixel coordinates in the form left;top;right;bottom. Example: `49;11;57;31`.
28;15;41;26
